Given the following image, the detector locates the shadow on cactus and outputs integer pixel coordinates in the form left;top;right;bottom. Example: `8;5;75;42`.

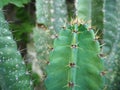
45;19;104;90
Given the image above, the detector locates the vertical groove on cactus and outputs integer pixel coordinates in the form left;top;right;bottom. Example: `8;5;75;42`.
45;20;104;90
92;0;104;33
75;0;91;21
66;0;76;21
0;10;32;90
103;0;120;89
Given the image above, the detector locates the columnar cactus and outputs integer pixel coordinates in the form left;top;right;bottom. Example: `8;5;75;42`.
35;0;68;62
92;0;104;32
75;0;91;21
45;20;104;90
103;0;120;89
36;0;67;32
49;0;67;32
111;0;120;89
112;36;120;90
32;0;67;88
0;10;32;90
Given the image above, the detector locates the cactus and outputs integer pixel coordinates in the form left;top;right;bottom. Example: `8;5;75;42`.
34;0;68;70
102;0;120;89
35;0;67;60
33;27;52;68
49;0;67;32
0;10;32;90
92;0;104;33
45;20;104;90
110;0;120;89
36;0;67;32
112;37;120;90
75;0;91;21
36;0;50;26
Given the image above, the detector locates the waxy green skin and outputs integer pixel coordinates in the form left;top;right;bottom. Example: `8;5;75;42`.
0;11;32;90
35;0;67;62
92;0;104;32
45;24;104;90
36;0;67;32
113;0;120;89
103;0;120;89
75;0;91;21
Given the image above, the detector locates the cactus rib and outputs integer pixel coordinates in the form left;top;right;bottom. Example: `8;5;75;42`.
45;21;104;90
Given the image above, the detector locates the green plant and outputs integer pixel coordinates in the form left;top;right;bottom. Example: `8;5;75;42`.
0;0;30;8
45;20;104;90
36;0;67;32
0;10;32;90
102;0;120;89
92;0;104;33
75;0;91;21
10;6;34;43
34;0;68;71
108;0;120;89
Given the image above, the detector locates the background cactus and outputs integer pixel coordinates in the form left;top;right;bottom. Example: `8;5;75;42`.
102;0;120;89
109;0;120;89
0;0;120;90
32;0;68;88
0;10;32;90
34;0;68;73
34;0;68;62
91;0;104;33
36;0;67;32
45;20;104;90
75;0;91;21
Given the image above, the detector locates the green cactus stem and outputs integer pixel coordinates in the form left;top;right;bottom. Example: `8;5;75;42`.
108;0;120;89
75;0;91;21
0;10;32;90
92;0;104;33
45;20;104;90
102;0;119;89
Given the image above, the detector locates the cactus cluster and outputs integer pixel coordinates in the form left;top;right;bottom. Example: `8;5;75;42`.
1;0;120;90
0;10;32;90
45;20;104;90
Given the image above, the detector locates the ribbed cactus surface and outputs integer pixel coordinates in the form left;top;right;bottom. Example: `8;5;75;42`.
45;21;104;90
0;10;32;90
